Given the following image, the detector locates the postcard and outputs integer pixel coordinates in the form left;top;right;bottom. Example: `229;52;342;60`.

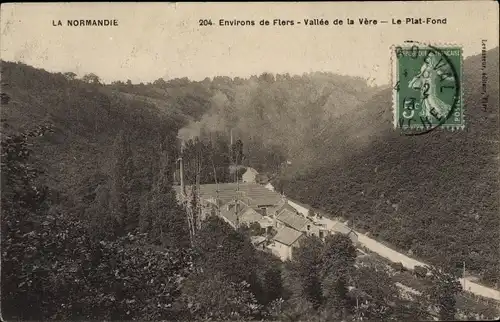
1;2;499;321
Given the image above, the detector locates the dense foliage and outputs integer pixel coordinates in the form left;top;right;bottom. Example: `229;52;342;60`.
1;62;197;319
0;122;193;320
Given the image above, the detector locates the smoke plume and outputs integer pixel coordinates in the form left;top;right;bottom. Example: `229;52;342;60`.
177;90;232;145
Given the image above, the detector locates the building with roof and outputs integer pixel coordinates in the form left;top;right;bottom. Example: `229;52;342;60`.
174;183;283;208
242;167;259;183
267;225;305;260
313;217;359;245
275;202;315;233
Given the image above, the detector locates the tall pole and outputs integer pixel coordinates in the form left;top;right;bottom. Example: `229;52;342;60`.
235;142;240;229
463;261;466;290
195;140;202;230
231;132;241;228
180;143;185;196
212;159;220;217
230;129;233;182
356;296;359;320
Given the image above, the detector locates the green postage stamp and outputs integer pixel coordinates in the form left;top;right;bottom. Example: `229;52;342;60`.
392;43;464;132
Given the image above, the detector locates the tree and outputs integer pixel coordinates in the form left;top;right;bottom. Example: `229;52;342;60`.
231;139;245;165
153;78;167;87
63;72;77;81
77;234;193;321
139;149;191;248
176;272;262;321
263;266;284;305
248;221;264;236
175;217;268;320
82;73;101;85
109;130;135;236
111;80;125;86
424;265;463;321
290;235;324;309
194;217;257;283
353;265;398;321
321;234;357;319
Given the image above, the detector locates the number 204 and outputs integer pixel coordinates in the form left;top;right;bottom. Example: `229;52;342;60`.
199;19;213;26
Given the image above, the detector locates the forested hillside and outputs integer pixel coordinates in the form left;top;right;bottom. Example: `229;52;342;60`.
277;48;500;287
108;72;381;174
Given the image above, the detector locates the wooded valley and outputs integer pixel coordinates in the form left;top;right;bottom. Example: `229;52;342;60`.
1;47;499;320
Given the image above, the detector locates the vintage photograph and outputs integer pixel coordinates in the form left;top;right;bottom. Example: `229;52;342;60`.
1;2;499;321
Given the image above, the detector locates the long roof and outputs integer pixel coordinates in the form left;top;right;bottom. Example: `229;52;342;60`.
273;225;303;246
277;208;310;231
174;183;283;207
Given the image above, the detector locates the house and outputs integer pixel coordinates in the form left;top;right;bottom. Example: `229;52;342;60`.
331;221;359;245
314;217;359;245
275;202;315;234
242;167;259;183
267;225;305;260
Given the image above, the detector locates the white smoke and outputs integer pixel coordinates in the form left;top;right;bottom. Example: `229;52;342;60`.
177;121;203;144
177;90;232;144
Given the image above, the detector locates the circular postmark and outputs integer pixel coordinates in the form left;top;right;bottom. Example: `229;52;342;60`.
393;41;462;136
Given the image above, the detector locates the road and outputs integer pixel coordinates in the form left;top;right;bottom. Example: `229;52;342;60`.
282;194;500;301
355;233;500;301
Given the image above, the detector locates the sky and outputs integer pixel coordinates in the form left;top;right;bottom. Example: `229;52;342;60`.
1;2;498;86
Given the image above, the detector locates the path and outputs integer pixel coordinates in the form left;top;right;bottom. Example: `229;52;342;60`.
356;232;500;301
266;184;500;301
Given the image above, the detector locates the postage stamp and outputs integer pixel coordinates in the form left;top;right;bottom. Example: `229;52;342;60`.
392;42;464;133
